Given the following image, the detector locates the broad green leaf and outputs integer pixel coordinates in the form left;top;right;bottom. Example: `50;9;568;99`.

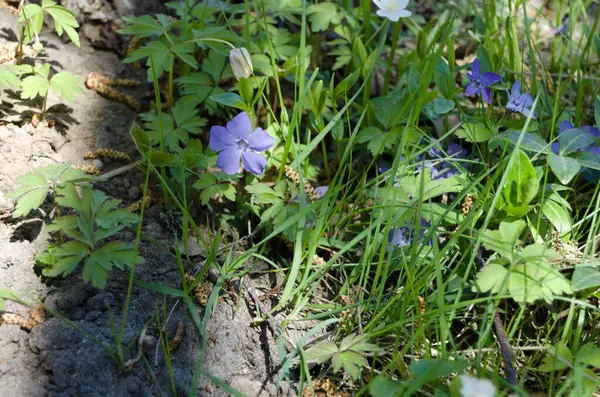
559;128;597;156
209;92;246;110
577;343;600;368
433;98;455;114
575;152;600;171
541;195;572;234
480;220;525;262
41;241;90;278
45;215;78;233
50;72;83;103
433;57;455;99
370;377;404;397
502;150;539;217
19;4;43;44
0;66;20;88
119;15;170;37
489;130;549;154
304;340;337;363
6;170;50;217
456;122;493;143
548;153;580;184
572;265;600;291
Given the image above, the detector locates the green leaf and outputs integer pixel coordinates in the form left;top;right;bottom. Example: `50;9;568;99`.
304;341;337;363
119;15;171;37
595;96;600;130
456;122;493;143
577;343;600;368
575;152;600;171
480;220;525;262
541;195;572;234
43;0;80;47
19;4;43;44
548;153;580;184
20;74;49;100
370;377;404;397
489;130;549;154
572;265;600;291
433;98;455;114
209;92;246;110
41;241;90;278
50;72;83;103
539;344;573;372
502;150;539;217
0;66;20;88
45;215;78;233
307;3;341;32
433;57;455;99
6;170;50;217
559;128;597;156
474;261;509;294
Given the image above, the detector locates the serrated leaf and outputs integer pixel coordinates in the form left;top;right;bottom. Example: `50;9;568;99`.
261;201;284;223
43;0;80;47
474;262;509;294
6;170;50;217
0;66;20;88
456;123;492;143
19;4;43;44
82;253;108;288
305;341;338;363
119;15;170;37
50;72;83;103
20;74;49;100
331;350;368;380
41;241;89;277
45;215;78;233
210;92;245;110
539;344;573;372
55;182;84;212
577;343;600;368
307;3;340;32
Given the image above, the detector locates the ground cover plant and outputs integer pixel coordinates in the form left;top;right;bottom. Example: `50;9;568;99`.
2;0;600;395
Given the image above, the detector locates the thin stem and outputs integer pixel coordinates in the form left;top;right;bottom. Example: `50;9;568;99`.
383;21;402;95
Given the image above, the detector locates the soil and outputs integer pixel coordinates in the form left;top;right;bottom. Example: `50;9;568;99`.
0;3;301;397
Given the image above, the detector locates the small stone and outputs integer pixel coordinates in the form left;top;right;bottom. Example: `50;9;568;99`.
69;307;85;321
87;293;115;310
265;382;277;396
84;310;101;322
127;185;140;200
279;381;290;395
230;377;269;397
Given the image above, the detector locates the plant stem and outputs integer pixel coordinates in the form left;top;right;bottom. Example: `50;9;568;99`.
383;21;402;95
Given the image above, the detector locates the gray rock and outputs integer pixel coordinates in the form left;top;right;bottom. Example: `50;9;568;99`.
87;292;115;310
230;376;270;397
279;381;290;395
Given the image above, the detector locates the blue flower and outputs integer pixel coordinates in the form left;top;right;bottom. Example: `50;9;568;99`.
387;218;432;250
424;142;468;180
506;80;536;119
209;112;276;175
465;59;502;104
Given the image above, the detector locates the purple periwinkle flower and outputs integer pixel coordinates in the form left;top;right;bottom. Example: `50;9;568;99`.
210;112;276;175
424;142;468;180
314;186;329;200
551;120;600;154
506;81;537;119
465;59;502;104
554;13;569;36
387;218;432;251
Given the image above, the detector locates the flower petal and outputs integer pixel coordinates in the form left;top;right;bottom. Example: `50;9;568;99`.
518;93;534;108
510;80;521;99
521;107;537;120
471;59;480;78
506;101;518;113
209;125;237;152
582;126;600;138
376;9;399;21
247;128;276;152
551;142;560;155
559;120;574;134
480;72;502;87
481;87;492;104
465;84;478;96
241;150;267;175
216;148;242;175
226;112;252;140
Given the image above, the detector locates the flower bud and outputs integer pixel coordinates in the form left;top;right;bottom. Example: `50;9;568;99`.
229;47;253;80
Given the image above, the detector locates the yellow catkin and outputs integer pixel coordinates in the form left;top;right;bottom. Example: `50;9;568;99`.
462;194;474;216
168;321;184;351
91;84;141;112
0;307;45;330
85;72;141;88
301;379;350;397
72;163;101;176
126;37;142;70
284;165;319;202
84;148;131;162
127;196;151;212
312;255;325;266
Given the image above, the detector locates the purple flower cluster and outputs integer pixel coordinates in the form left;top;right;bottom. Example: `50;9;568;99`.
465;59;536;119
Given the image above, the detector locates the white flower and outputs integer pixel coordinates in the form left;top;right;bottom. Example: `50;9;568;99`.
459;375;496;397
229;47;253;80
373;0;411;22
